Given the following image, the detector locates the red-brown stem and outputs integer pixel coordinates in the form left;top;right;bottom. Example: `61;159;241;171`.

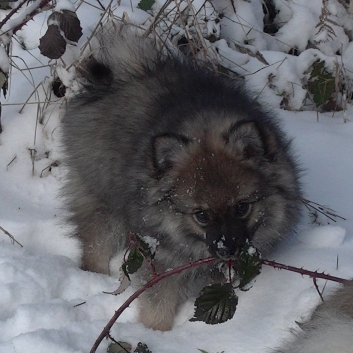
0;0;54;35
91;257;348;352
0;0;29;31
90;257;216;353
262;259;347;284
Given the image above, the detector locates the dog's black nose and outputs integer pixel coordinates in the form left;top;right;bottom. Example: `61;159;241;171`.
213;246;239;261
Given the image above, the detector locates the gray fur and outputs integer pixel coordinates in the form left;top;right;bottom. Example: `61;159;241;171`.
274;281;353;353
62;22;302;330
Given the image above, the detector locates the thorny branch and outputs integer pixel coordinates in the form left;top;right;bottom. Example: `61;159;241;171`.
262;259;347;284
0;0;54;36
0;225;23;247
0;0;28;31
90;257;216;353
91;253;348;353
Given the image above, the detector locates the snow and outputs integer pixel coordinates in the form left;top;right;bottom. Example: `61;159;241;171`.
55;0;76;13
0;0;352;352
297;225;346;248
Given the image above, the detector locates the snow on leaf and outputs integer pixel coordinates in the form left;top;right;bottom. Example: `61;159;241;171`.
48;10;82;42
133;234;156;260
38;24;66;59
233;243;262;291
190;283;238;325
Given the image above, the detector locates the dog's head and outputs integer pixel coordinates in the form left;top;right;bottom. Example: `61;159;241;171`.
147;117;300;260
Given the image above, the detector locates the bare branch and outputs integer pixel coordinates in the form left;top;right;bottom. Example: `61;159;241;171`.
0;225;23;247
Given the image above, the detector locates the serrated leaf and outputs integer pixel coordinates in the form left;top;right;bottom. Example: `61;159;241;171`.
49;10;82;42
137;0;155;11
107;341;132;353
190;283;238;325
39;24;66;59
233;244;262;290
307;60;335;108
60;10;82;42
134;342;152;353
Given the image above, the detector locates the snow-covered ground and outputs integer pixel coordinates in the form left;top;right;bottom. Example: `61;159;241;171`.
0;1;352;352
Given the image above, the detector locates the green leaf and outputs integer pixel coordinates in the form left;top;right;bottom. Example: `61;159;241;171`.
190;283;238;325
121;234;157;279
0;1;9;10
107;341;132;353
133;234;156;261
134;342;152;353
122;246;144;278
137;0;155;11
233;243;262;290
307;59;335;108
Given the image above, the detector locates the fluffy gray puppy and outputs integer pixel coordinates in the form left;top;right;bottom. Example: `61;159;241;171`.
274;281;353;353
62;22;302;330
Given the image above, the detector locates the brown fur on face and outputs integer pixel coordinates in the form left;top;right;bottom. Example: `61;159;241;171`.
170;143;262;258
173;143;260;210
151;126;285;259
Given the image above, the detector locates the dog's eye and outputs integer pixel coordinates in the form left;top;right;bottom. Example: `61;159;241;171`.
193;210;211;225
235;202;251;218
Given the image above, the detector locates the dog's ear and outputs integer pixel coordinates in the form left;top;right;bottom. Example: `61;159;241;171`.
152;133;190;175
223;120;280;161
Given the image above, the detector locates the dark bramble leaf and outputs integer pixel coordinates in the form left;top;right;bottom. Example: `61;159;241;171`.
233;243;262;290
48;10;82;42
307;59;335;108
107;341;132;353
132;234;156;260
134;342;152;353
122;246;144;278
137;0;155;11
190;283;238;325
39;24;66;59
